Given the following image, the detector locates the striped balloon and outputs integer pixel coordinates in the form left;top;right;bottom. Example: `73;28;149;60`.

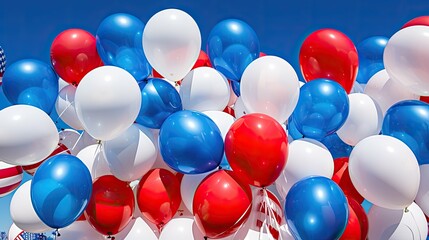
0;161;23;197
22;143;70;175
0;45;5;81
252;189;284;239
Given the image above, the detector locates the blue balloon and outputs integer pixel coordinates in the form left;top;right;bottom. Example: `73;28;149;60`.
287;117;303;140
231;80;241;96
356;36;388;84
291;79;349;140
207;19;259;82
2;59;58;113
285;176;349;240
136;78;182;129
320;133;353;159
159;110;224;174
382;100;429;165
31;154;92;229
96;13;151;81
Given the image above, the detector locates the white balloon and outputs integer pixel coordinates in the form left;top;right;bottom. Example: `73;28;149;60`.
58;129;89;156
143;9;201;82
58;220;104;240
364;69;418;116
336;93;382;146
415;164;429;216
234;97;248;119
180;171;212;214
55;85;83;130
75;66;141;141
124;217;158;240
384;26;429;96
0;105;58;165
10;181;52;233
275;139;334;199
158;217;204;240
8;223;23;240
58;77;69;91
76;144;112;180
180;67;230;111
203;111;235;139
150;129;177;172
368;202;428;240
240;56;300;123
103;124;157;182
349;135;420;210
228;83;238;107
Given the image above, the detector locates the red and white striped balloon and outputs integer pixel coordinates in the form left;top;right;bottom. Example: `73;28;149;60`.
0;161;23;197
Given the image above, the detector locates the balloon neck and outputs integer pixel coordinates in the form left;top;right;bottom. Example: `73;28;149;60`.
96;140;102;145
157;223;165;232
107;233;115;240
204;236;209;240
405;207;409;213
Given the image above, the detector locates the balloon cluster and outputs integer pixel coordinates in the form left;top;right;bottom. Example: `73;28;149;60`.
2;9;429;240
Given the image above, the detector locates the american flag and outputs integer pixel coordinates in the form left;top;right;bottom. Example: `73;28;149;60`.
0;46;5;81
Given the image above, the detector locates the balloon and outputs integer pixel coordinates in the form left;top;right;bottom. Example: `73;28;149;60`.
202;110;235;140
364;69;418;116
193;170;252;239
227;81;238;106
180;67;230;111
159;110;224;174
336;93;382;146
58;219;105;240
152;50;212;78
275;139;334;200
180;171;213;214
299;29;358;93
402;16;429;28
355;36;388;84
348;198;369;240
332;158;364;203
55;85;83;130
382;100;429;165
0;45;5;80
2;59;58;113
75;66;141;141
231;80;240;96
136;78;182;129
285;176;349;240
0;161;23;197
143;9;201;82
240;56;300;123
22;142;70;176
349;135;420;210
416;164;429;216
76;144;112;180
124;218;158;240
291;79;350;140
207;19;259;82
103;124;156;182
8;223;23;240
159;217;204;240
10;181;53;233
233;96;247;118
0;105;58;165
59;129;95;156
50;29;103;85
31;154;92;228
0;85;12;110
340;199;361;240
368;202;428;240
85;175;135;236
96;13;151;81
320;133;353;159
384;26;429;95
225;113;288;187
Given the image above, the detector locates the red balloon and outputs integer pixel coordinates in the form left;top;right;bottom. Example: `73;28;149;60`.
332;157;364;203
193;170;252;239
348;198;369;240
421;96;429;104
299;29;358;93
136;168;181;229
225;113;288;187
402;16;429;29
50;29;103;85
340;198;361;240
223;106;235;118
259;52;267;57
85;175;134;236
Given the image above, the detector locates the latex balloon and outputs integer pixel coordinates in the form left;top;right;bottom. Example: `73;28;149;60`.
123;218;158;240
382;100;429;165
416;164;429;216
76;144;112;180
96;13;151;81
59;129;95;156
8;223;24;240
368;202;428;240
85;175;135;236
193;170;252;239
384;26;429;96
180;171;213;214
136;78;182;129
348;198;369;240
364;69;418;116
320;133;353;159
58;219;105;240
159;110;224;174
233;97;247;118
355;36;388;84
2;59;59;113
75;66;141;141
159;217;204;240
402;16;429;28
136;168;181;229
340;198;362;240
10;181;53;233
336;93;382;146
143;9;201;82
180;67;230;111
0;105;58;166
103;124;157;182
299;29;359;93
349;135;420;210
22;143;70;176
0;161;23;197
207;19;260;82
202;110;235;140
0;85;12;110
291;79;350;140
240;56;300;123
50;29;103;85
275;139;334;200
332;157;364;203
55;84;83;130
285;176;349;240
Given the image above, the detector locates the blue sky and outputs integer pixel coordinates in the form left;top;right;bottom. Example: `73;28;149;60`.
1;0;429;233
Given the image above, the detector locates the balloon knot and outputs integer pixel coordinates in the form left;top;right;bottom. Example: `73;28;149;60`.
405;207;409;213
55;229;61;237
96;140;102;144
204;237;208;240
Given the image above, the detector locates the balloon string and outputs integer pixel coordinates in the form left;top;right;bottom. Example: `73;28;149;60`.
261;188;283;240
70;130;85;151
407;206;422;239
55;100;74;125
212;199;253;239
